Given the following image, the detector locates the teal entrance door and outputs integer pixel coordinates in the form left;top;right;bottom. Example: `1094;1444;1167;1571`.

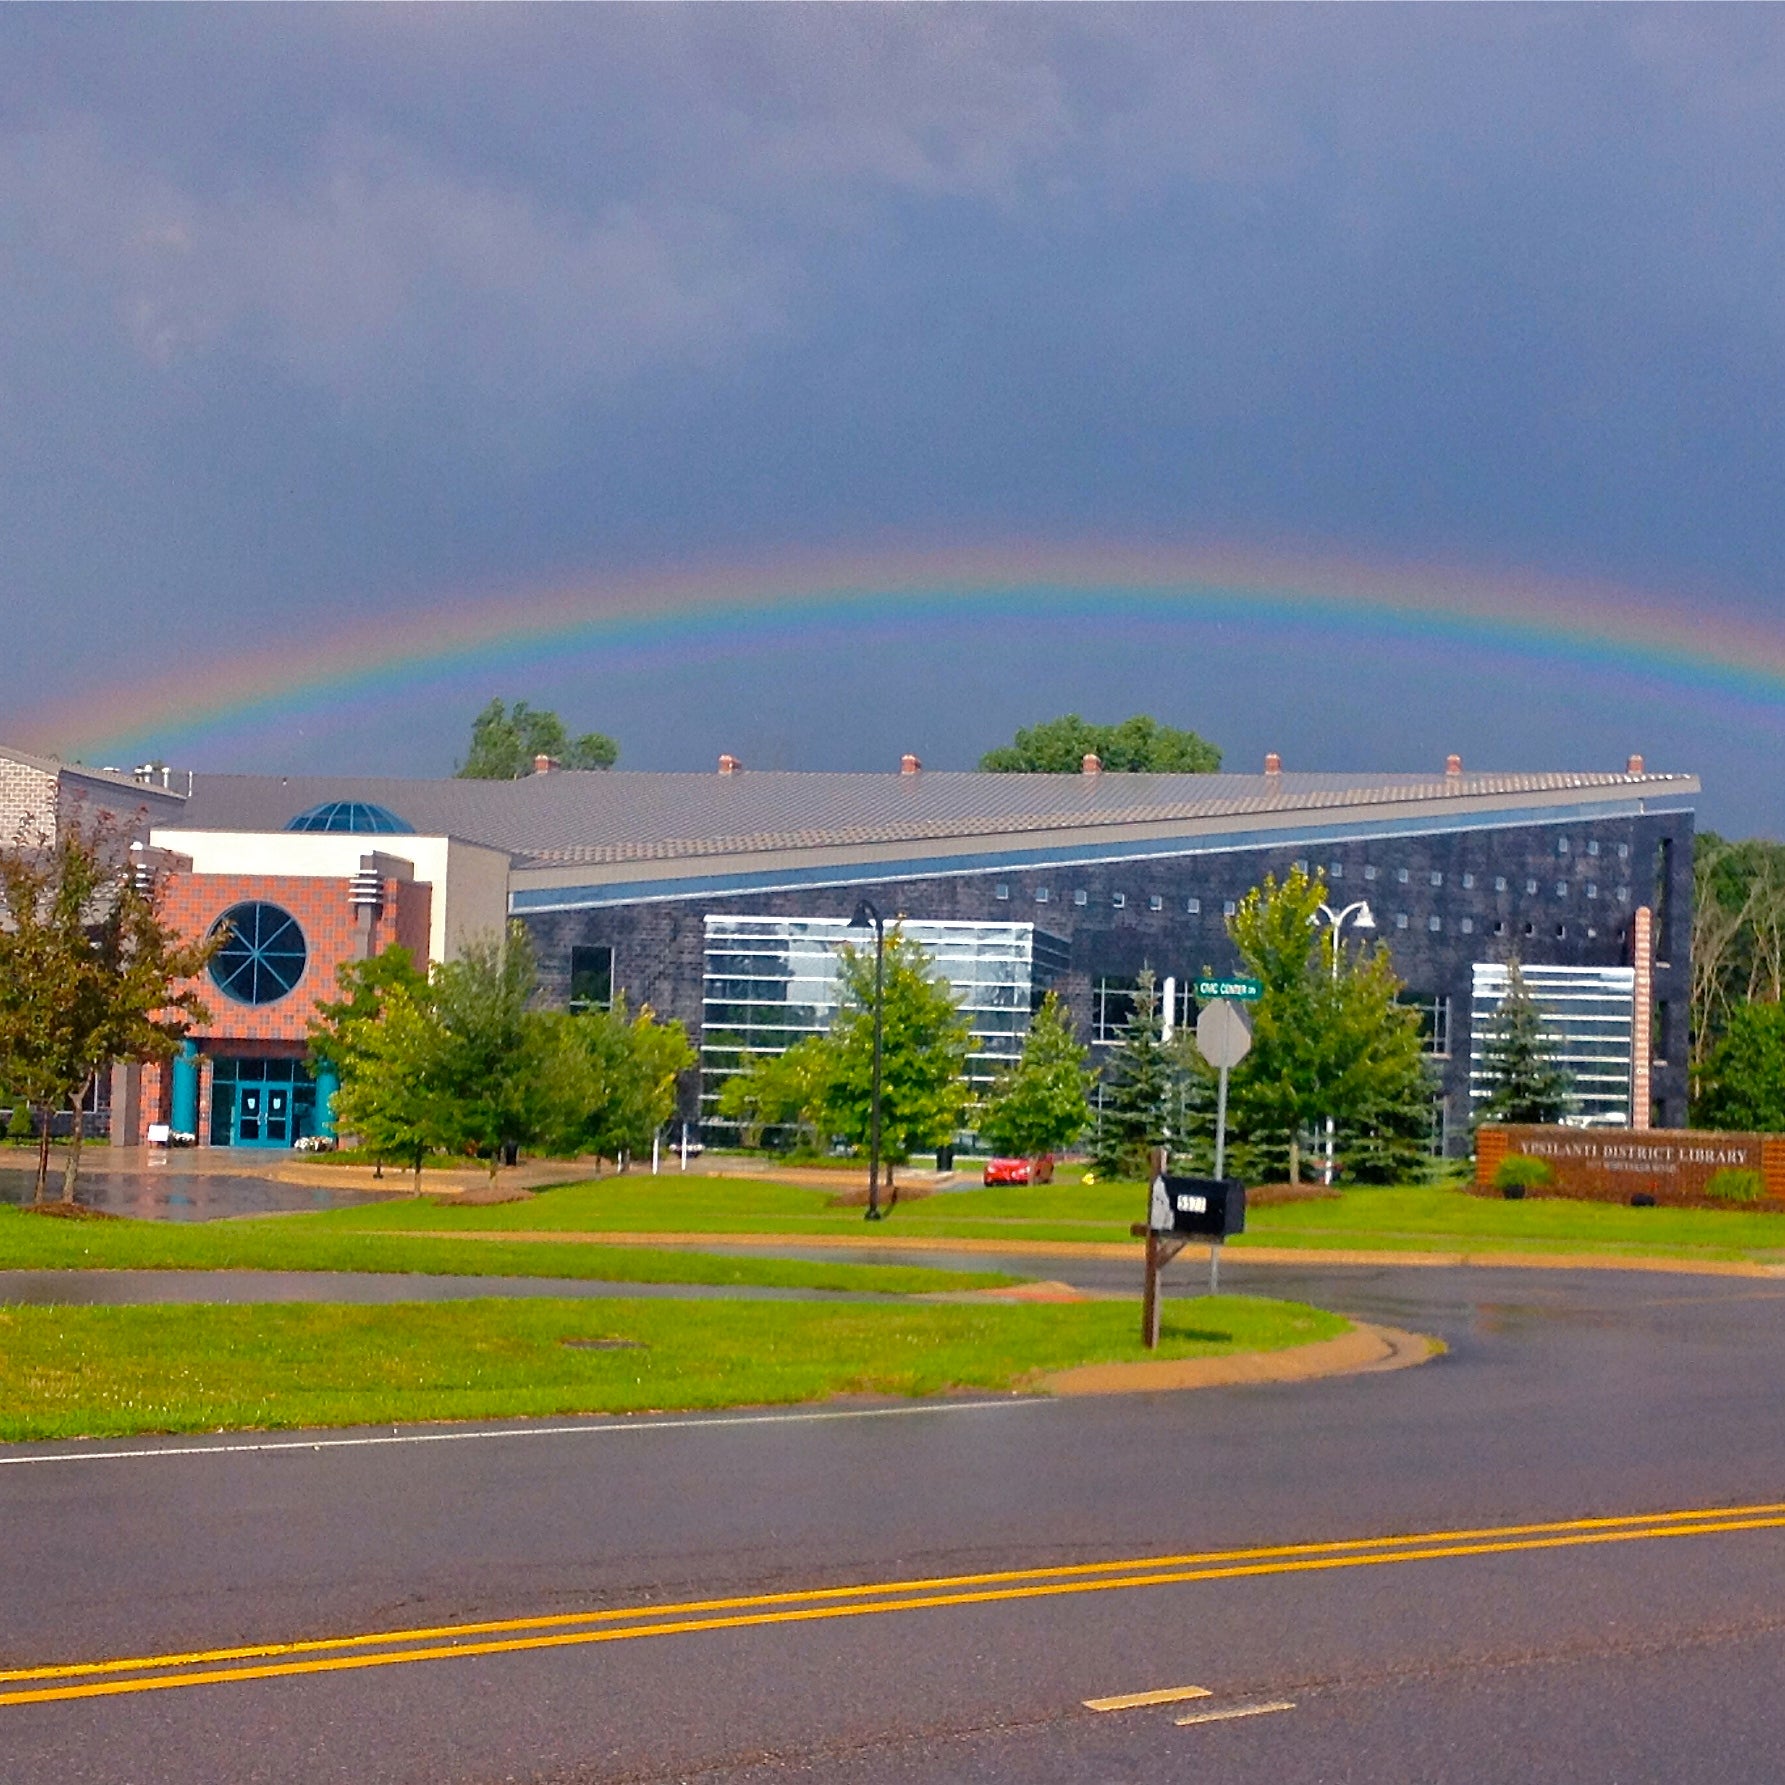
209;1059;317;1149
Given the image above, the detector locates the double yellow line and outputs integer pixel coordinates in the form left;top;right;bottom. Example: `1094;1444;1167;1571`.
6;1498;1783;1708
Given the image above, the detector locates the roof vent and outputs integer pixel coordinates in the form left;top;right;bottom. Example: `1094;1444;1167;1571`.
718;753;742;776
1082;753;1102;775
1626;753;1645;775
532;754;561;776
900;753;922;776
1446;753;1463;777
1264;752;1282;776
349;868;385;913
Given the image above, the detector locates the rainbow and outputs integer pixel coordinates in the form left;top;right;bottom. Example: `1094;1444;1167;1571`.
14;538;1783;762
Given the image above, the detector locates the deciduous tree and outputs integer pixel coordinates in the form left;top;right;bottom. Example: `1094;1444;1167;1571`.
978;991;1092;1160
980;713;1220;774
456;699;618;778
1694;1001;1785;1132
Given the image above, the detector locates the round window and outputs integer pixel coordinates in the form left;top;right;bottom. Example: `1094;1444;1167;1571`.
209;902;308;1006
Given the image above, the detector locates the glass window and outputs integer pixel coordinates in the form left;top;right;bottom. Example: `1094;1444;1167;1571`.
1185;897;1200;914
1149;894;1163;912
994;883;1009;901
1618;843;1631;860
1525;878;1539;895
1430;871;1443;888
1587;840;1600;857
1396;867;1410;884
1558;837;1570;855
569;945;613;1011
1363;865;1378;881
1495;876;1508;893
1395;913;1409;930
1460;917;1474;934
1428;914;1442;932
1092;976;1139;1045
1074;889;1088;907
208;903;307;1006
1555;882;1568;899
1035;887;1050;903
1111;892;1126;909
1222;900;1236;918
1616;885;1631;902
1330;862;1344;880
1586;883;1598;899
1404;993;1451;1058
1461;872;1475;889
1293;859;1308;875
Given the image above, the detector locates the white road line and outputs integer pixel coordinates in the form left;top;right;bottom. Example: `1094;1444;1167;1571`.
0;1397;1044;1469
1176;1699;1297;1726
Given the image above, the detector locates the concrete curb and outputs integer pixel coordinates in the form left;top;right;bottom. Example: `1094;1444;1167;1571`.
1037;1322;1438;1397
402;1229;1785;1280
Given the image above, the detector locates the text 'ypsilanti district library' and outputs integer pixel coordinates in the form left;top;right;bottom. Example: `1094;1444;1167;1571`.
1;740;1695;1159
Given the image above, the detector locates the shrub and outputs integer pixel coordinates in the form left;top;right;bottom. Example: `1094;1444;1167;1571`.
1493;1153;1555;1193
1704;1166;1764;1205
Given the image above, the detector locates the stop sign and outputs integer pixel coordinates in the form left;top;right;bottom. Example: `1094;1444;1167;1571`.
1195;997;1253;1070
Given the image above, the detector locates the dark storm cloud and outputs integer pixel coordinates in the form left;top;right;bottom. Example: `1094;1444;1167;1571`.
3;7;1784;825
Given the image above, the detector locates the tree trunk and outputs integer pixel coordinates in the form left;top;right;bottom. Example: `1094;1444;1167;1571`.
32;1109;51;1206
60;1076;91;1205
413;1146;424;1195
1288;1134;1302;1186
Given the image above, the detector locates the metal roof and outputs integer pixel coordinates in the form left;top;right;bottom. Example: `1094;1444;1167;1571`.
174;767;1698;869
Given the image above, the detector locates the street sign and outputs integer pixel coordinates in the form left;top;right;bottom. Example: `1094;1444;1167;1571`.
1194;998;1253;1070
1194;976;1262;1003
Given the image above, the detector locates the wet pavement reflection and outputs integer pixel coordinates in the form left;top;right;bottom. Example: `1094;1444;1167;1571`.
0;1166;383;1221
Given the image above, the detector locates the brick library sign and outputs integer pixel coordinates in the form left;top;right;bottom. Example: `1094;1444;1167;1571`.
1477;1125;1785;1206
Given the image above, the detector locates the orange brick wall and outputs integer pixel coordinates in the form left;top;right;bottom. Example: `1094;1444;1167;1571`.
155;871;434;1045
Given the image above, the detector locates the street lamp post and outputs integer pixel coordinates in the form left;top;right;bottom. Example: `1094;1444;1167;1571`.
1312;898;1376;1187
847;900;887;1221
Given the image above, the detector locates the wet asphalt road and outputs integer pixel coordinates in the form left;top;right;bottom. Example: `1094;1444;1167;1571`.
3;1257;1785;1783
0;1164;381;1220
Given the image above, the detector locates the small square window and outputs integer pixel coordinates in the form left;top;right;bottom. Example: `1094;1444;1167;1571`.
1556;923;1567;939
1223;900;1237;918
1492;919;1506;936
1523;920;1536;937
1558;838;1570;855
1292;859;1308;875
1586;926;1597;939
1586;883;1598;899
1149;894;1163;912
1428;914;1442;932
1460;917;1474;935
1616;885;1631;902
1363;865;1378;882
1618;842;1630;860
1111;892;1126;910
1396;867;1411;885
1430;871;1443;888
1074;889;1089;907
1395;913;1409;930
1462;872;1475;889
1330;862;1344;880
1587;840;1600;857
1035;887;1050;903
1185;897;1200;914
1555;881;1568;899
993;883;1010;901
1525;879;1539;896
1495;876;1509;893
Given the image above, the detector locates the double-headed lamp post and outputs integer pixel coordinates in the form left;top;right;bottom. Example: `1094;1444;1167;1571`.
1312;898;1376;1186
847;899;888;1221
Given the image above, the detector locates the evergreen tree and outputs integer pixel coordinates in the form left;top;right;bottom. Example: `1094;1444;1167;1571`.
1091;970;1179;1180
825;927;973;1164
978;992;1093;1159
1477;960;1573;1125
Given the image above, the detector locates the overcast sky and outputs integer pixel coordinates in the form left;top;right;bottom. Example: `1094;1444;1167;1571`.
5;7;1784;833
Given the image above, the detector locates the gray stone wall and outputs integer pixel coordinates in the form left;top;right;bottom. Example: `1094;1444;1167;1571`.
522;807;1694;1148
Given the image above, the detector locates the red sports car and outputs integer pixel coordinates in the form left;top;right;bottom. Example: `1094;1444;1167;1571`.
983;1155;1055;1186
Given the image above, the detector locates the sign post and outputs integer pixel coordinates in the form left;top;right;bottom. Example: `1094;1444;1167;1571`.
1194;997;1253;1188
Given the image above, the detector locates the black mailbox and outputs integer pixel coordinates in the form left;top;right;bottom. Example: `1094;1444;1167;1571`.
1150;1175;1246;1239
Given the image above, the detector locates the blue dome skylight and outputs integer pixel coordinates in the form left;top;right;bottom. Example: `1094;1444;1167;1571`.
284;800;414;835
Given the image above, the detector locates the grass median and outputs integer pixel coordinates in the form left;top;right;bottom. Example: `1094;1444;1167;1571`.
0;1207;1016;1298
0;1294;1349;1440
300;1174;1785;1265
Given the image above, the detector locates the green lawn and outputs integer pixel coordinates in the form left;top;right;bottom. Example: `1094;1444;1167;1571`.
301;1173;1785;1264
0;1207;1015;1297
0;1294;1349;1440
